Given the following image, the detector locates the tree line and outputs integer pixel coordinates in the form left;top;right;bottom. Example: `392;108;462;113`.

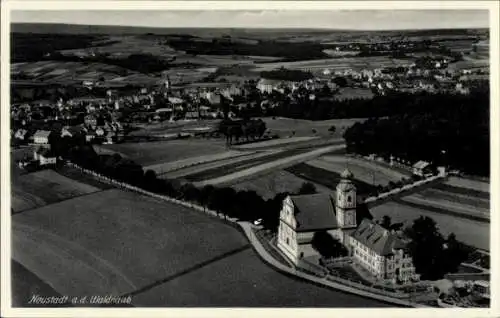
51;133;319;232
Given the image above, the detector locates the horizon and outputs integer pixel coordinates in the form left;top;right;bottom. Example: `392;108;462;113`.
11;21;490;32
11;10;489;31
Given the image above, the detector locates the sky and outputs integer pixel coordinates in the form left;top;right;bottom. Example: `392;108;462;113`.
11;10;489;30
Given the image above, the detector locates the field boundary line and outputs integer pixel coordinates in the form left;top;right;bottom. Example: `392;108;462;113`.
11;188;107;215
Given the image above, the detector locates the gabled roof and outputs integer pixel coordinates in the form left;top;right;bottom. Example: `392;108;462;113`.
290;193;338;232
413;160;431;169
351;219;406;256
33;130;51;138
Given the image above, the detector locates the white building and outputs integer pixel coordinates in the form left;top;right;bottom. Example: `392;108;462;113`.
277;169;419;283
33;130;51;145
350;220;419;283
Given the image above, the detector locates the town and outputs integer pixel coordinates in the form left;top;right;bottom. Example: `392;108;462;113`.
9;15;490;310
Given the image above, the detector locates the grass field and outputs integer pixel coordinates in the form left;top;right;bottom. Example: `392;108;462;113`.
96;139;228;166
12;188;393;307
251;56;412;72
12;60;140;85
145;150;251;174
130;248;393;307
370;201;489;251
11;260;72;307
263;117;366;138
285;162;376;195
233;136;320;150
444;176;489;193
162;150;282;179
306;155;407;187
12;189;249;298
232;170;331;199
11;169;101;213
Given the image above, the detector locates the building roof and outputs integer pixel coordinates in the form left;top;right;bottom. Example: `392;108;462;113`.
168;97;184;104
413;160;431;169
290;193;338;232
351;219;406;256
34;130;51;138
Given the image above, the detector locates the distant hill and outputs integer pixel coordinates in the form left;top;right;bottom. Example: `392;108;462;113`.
11;23;488;38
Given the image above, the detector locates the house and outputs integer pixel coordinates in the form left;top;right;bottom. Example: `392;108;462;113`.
85;131;96;142
277;169;419;283
257;79;281;94
14;129;28;141
84;114;98;128
33;130;52;146
350;219;419;283
61;126;87;138
33;148;57;166
95;127;106;137
104;132;115;144
473;281;490;299
413;160;433;177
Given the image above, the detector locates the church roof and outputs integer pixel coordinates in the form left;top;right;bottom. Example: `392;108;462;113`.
290;193;338;232
341;168;354;179
351;219;407;256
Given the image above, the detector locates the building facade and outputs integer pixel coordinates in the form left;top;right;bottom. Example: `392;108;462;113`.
277;168;419;283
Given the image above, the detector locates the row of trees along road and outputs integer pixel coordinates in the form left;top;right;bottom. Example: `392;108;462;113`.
50;126;475;281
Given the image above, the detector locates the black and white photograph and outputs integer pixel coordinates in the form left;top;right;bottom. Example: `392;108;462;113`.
1;1;498;316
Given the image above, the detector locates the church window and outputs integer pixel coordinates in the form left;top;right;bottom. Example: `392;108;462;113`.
286;238;290;245
347;196;352;203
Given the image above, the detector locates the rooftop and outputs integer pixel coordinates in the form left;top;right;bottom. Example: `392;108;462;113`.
351;219;406;256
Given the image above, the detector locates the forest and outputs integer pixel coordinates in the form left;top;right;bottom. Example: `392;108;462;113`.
342;91;489;176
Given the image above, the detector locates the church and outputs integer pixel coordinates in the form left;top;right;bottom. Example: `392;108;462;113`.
277;168;419;283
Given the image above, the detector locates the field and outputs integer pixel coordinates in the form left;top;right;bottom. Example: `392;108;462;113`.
306;155;408;187
11;169;101;213
12;188;393;307
399;187;489;222
232;170;331;199
251;56;412;72
162;150;282;179
96;139;228;166
444;176;489;193
285;162;376;195
129;120;219;137
263;117;366;138
12;189;249;298
11;61;147;86
131;248;392;307
187;144;346;186
59;35;177;58
11;260;71;307
145;150;252;174
233;136;320;150
370;201;489;251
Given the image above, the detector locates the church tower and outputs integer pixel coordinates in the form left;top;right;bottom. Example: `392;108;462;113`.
336;168;357;228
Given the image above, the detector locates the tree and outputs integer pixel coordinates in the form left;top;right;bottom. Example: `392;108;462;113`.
380;215;392;229
404;216;446;280
311;231;348;258
297;182;317;195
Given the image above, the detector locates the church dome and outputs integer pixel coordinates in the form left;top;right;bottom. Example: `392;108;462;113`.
341;168;353;180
